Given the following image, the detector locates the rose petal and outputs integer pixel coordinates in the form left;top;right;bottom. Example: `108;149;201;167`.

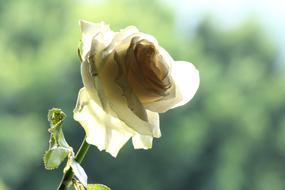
146;110;161;138
132;110;161;149
99;55;155;136
145;61;200;112
132;135;153;149
171;61;200;107
81;57;116;119
74;88;135;157
81;59;98;100
103;26;140;54
114;51;148;121
80;20;114;59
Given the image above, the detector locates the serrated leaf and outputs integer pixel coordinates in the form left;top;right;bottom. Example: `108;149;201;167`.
57;128;71;149
87;184;111;190
43;108;74;170
71;159;87;187
43;147;70;170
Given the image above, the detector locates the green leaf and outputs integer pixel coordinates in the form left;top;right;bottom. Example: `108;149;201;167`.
43;108;74;170
87;184;111;190
43;147;69;170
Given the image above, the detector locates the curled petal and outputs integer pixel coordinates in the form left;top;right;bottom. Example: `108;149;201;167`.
74;88;135;157
80;20;114;59
145;61;200;112
171;61;200;107
103;26;140;54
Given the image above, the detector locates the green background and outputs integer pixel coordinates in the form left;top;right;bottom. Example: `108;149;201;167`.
0;0;285;189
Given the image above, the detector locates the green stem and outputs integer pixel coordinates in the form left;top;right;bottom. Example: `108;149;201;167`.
57;137;90;190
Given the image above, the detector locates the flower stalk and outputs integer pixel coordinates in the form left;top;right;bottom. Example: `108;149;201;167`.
57;137;90;190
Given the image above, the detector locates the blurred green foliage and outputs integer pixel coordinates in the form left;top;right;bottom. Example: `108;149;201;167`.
0;0;284;190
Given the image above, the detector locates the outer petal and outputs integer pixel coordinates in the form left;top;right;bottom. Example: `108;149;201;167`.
146;110;161;138
80;20;114;59
171;61;200;107
145;61;200;112
81;59;99;101
103;26;140;55
132;110;161;149
73;88;135;157
132;135;153;149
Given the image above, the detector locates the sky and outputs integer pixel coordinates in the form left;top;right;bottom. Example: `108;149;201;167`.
168;0;285;63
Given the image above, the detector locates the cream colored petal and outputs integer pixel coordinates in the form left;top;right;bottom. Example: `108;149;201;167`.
158;47;174;68
132;135;153;149
81;57;113;117
79;20;114;59
104;114;135;157
103;81;154;136
73;88;135;157
103;26;140;55
81;59;98;101
136;33;159;46
81;60;104;106
107;32;158;55
145;61;199;112
171;61;200;107
131;110;161;149
99;55;155;136
146;110;161;138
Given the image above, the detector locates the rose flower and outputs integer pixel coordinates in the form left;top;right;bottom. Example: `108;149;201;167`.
74;20;200;157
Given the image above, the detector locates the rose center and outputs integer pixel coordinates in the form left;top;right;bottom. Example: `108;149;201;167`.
127;38;171;104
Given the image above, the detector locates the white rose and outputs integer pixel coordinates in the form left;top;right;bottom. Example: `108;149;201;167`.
73;20;200;157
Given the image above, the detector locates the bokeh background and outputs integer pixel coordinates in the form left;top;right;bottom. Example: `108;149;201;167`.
1;0;285;189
